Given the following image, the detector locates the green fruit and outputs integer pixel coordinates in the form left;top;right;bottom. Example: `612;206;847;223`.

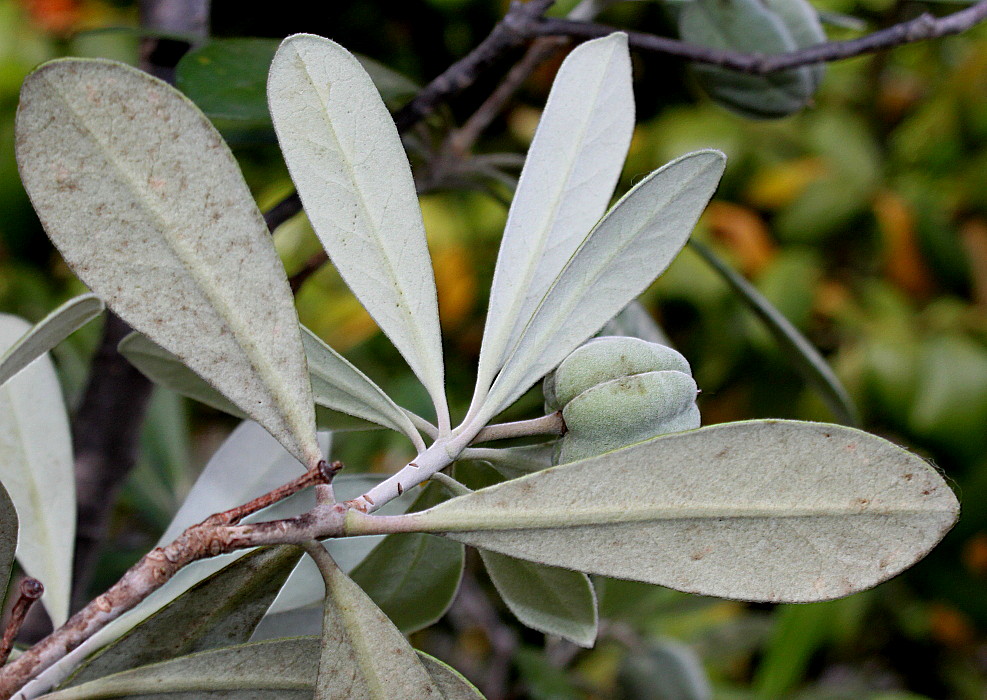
544;336;692;411
677;0;826;119
559;371;700;463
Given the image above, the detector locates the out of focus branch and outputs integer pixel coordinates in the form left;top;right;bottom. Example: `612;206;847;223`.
531;1;987;74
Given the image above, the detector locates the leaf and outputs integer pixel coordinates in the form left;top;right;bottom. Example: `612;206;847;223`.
176;39;417;125
472;33;634;409
0;314;74;626
40;639;481;700
474;151;725;425
599;301;671;345
39;638;319;699
752;601;840;697
677;0;821;119
269;34;448;430
416;653;485;700
0;294;104;387
618;639;712;700
64;546;302;687
391;420;959;603
303;328;424;447
0;480;18;615
689;240;860;426
305;543;443;699
480;550;597;647
120;329;422;436
458;443;557;480
16;59;321;468
349;527;464;633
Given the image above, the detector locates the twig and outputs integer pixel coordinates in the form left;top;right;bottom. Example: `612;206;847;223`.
393;0;556;133
470;412;565;444
529;2;987;74
0;581;44;666
0;472;345;698
446;35;569;157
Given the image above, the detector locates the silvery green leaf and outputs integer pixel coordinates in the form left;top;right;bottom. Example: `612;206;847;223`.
0;294;103;387
39;638;320;699
689;240;859;426
303;328;424;448
39;639;481;700
472;33;634;409
618;639;712;700
475;151;725;425
118;331;245;418
480;550;597;647
15;59;321;468
304;544;442;698
762;0;827;90
599;301;670;345
393;420;959;603
120;329;421;435
0;480;17;615
0;314;74;626
269;34;448;431
349;530;464;633
64;546;302;687
458;443;557;480
417;653;485;700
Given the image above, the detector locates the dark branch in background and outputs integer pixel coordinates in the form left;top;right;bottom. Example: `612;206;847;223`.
67;0;210;618
531;0;987;73
263;0;987;240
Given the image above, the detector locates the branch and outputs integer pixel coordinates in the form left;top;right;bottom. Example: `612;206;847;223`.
0;580;44;666
0;467;344;698
529;2;987;74
470;412;565;444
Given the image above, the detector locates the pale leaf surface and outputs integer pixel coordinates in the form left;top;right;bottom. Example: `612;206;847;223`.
0;294;103;387
305;544;442;699
476;150;725;424
15;59;320;467
0;480;17;614
40;640;481;700
403;420;959;603
303;328;424;447
480;550;597;647
0;314;74;625
474;33;633;404
350;532;464;634
269;34;447;429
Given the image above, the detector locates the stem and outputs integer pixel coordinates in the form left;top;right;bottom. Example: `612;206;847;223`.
470;412;565;444
0;580;44;666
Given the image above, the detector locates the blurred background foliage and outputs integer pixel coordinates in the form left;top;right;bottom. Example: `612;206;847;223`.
0;0;985;697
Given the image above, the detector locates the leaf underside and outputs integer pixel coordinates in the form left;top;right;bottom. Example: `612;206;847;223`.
0;314;74;626
407;420;959;603
269;34;448;429
15;58;320;467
